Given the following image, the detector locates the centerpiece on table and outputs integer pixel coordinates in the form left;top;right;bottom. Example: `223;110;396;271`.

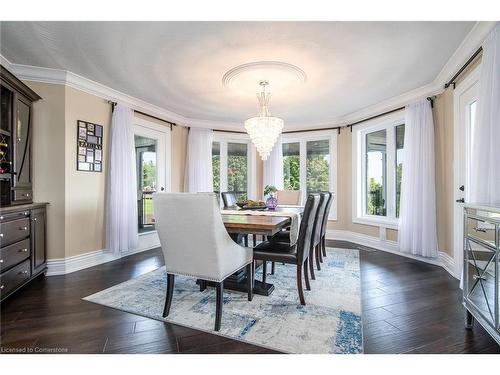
264;185;278;210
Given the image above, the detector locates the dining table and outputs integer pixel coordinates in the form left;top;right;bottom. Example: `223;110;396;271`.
213;205;304;296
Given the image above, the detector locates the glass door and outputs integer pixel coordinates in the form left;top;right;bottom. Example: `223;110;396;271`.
134;121;168;234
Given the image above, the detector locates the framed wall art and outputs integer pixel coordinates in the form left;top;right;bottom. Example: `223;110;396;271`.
77;120;103;172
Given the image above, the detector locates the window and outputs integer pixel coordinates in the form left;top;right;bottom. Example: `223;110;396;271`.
212;142;220;194
227;142;248;200
283;142;300;190
211;133;256;201
281;131;337;219
306;140;330;195
353;112;404;228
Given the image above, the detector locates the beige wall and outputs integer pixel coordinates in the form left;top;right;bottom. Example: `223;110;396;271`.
64;87;111;257
29;81;67;259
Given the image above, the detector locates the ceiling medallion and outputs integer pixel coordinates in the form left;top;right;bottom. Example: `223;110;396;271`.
222;61;307;94
244;80;284;161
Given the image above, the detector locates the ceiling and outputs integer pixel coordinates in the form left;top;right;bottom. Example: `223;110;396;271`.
0;21;475;128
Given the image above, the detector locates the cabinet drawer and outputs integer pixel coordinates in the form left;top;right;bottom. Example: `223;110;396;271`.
0;217;30;247
466;215;497;249
0;238;30;272
0;210;30;223
12;189;32;203
0;259;31;297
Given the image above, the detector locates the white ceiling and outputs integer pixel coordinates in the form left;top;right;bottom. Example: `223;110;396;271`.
0;21;475;128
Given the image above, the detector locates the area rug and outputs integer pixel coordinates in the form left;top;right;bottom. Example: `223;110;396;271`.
83;248;363;354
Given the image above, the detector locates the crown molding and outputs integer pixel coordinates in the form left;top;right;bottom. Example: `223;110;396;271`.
435;21;496;85
1;21;494;133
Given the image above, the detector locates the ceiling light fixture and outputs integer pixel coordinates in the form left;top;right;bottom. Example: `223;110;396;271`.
244;80;284;161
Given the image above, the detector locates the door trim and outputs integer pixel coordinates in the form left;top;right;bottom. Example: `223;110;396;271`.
452;65;480;278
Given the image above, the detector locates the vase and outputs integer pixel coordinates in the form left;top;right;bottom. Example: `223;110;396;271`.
266;193;278;210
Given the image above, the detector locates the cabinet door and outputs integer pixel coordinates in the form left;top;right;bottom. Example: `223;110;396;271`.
13;95;32;189
31;208;46;275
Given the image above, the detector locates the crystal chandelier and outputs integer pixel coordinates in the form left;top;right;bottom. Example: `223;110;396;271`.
244;81;284;160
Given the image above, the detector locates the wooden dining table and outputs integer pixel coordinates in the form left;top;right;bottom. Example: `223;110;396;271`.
215;206;304;296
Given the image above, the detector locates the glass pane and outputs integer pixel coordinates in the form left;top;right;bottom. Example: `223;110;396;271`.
227;142;247;201
306;140;330;195
1;86;12;132
212;142;220;194
366;129;387;216
395;124;405;217
16;100;31;186
283;142;300;190
466;238;496;323
135;135;157;233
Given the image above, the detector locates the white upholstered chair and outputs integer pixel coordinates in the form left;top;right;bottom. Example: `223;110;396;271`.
277;190;303;205
152;192;253;331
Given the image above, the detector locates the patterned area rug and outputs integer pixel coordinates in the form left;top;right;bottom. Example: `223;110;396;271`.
83;248;363;354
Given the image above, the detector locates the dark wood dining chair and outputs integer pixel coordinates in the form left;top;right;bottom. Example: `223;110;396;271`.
253;194;320;305
308;193;328;279
221;191;249;247
319;192;335;259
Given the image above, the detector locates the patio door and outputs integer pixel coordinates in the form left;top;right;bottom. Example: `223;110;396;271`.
134;117;170;249
453;66;479;278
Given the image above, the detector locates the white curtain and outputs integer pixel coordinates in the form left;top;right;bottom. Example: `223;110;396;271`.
106;103;138;254
398;99;438;258
470;23;500;204
263;135;284;191
187;127;214;192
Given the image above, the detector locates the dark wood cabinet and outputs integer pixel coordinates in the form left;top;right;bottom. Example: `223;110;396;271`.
31;208;46;275
1;64;39;206
1;65;47;302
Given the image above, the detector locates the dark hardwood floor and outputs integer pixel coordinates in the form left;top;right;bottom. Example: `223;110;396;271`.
1;240;499;354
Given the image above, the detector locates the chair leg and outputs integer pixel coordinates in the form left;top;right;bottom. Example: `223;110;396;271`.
199;279;206;292
246;263;253;301
215;281;224;331
319;242;324;263
271;262;275;275
296;265;306;305
253;234;257;246
252;260;256;288
315;244;321;270
309;246;316;280
262;261;267;284
163;273;175;317
322;236;327;257
304;259;311;291
244;235;248;247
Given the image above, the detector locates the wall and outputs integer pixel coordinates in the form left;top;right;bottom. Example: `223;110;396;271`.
28;81;67;259
64;87;111;257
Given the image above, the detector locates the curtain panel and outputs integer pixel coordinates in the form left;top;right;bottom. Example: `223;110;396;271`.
398;99;438;258
470;22;500;204
186;127;214;192
106;104;139;254
263;135;284;191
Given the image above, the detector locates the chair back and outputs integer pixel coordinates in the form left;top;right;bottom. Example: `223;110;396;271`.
221;192;237;208
320;192;335;238
296;194;320;263
311;193;328;247
153;193;252;282
277;190;303;205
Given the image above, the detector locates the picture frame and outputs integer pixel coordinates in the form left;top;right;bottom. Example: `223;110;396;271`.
77;120;103;172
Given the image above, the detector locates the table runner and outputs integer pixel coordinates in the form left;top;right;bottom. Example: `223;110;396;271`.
221;208;301;245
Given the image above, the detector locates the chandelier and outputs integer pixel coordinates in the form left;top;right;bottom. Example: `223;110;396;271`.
244;81;284;160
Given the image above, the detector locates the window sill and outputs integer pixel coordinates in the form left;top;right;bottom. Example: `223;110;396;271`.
352;216;399;230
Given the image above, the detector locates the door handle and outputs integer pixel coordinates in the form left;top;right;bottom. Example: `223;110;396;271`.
456;198;465;203
160;187;165;191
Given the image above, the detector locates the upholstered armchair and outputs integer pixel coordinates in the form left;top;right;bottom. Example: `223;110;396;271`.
153;193;253;331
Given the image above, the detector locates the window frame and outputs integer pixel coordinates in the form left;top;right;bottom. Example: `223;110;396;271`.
212;132;257;200
281;130;338;220
352;111;404;229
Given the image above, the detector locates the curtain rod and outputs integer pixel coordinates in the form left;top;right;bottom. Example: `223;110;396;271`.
444;46;483;89
108;101;177;130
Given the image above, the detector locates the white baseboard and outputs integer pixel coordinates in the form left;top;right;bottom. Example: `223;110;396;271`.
46;238;160;276
327;229;459;279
